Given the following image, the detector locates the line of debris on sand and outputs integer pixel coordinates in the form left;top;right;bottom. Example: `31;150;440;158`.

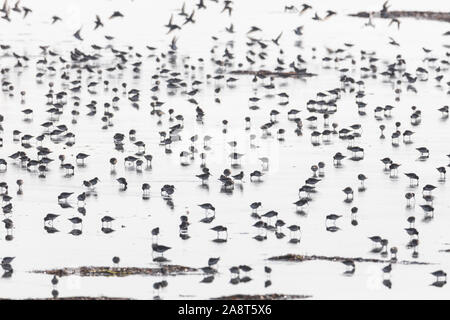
0;297;133;300
212;294;312;300
268;254;431;265
31;265;202;277
229;69;317;78
349;10;450;23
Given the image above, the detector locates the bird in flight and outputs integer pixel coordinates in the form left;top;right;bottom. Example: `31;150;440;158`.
293;26;303;36
381;0;390;17
169;36;178;51
389;18;400;29
94;15;104;30
324;10;336;19
221;0;233;16
183;10;195;25
300;3;312;14
22;6;31;18
225;23;234;34
388;37;400;46
179;2;187;16
312;12;322;21
272;32;283;46
166;14;181;33
73;28;83;41
51;16;62;24
196;0;206;10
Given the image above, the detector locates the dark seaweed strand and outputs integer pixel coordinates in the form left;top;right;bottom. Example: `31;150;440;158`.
349;11;450;23
31;265;202;277
268;254;431;265
229;70;317;78
211;294;312;300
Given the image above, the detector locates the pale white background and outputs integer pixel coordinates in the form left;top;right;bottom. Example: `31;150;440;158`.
0;0;449;299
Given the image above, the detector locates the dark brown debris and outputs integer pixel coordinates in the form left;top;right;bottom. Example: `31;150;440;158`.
212;293;312;300
230;69;316;78
349;11;450;23
1;297;133;300
268;254;431;265
32;265;200;277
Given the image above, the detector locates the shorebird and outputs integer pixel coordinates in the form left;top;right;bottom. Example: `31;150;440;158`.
333;152;345;166
342;259;355;274
68;217;82;229
58;192;73;203
112;256;120;267
101;216;114;228
405;192;415;207
342;187;354;202
199;203;215;215
271;32;283;46
326;214;342;225
76;153;89;165
404;173;419;186
389;163;401;177
293;198;309;211
416;147;429;158
357;174;367;189
51;275;58;288
117;177;128;189
152;244;171;259
211;225;228;241
437;167;446;180
287;225;301;239
422;184;436;195
431;270;447;282
73;28;83;41
208;257;220;267
196;170;211;184
44;214;59;226
250;202;262;215
250;170;263;182
142;183;151;197
382;264;392;279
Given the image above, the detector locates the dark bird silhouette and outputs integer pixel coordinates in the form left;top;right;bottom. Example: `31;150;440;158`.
94;15;104;29
389;18;400;29
73;28;83;41
110;11;124;19
272;32;282;46
183;10;195;25
51;16;62;24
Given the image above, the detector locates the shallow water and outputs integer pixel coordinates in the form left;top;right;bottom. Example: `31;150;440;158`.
0;0;450;299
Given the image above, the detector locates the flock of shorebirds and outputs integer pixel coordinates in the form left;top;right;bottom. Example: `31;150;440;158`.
0;0;449;299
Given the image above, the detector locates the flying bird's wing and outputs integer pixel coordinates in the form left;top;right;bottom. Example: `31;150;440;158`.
73;28;83;41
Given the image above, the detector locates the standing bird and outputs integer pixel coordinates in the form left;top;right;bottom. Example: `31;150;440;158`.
110;11;124;19
112;256;120;267
51;275;58;288
208;257;220;267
